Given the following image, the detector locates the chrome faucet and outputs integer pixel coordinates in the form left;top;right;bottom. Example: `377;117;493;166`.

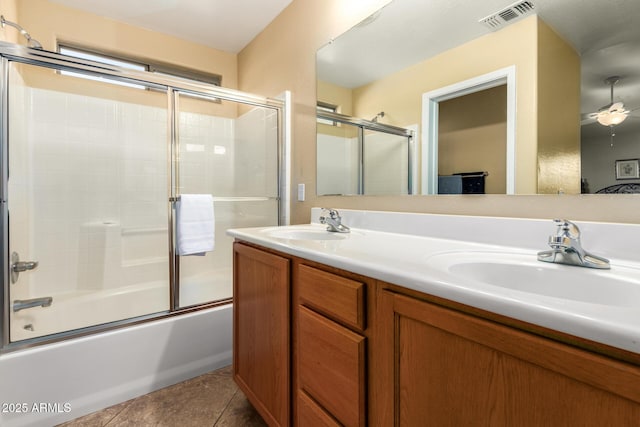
13;297;53;312
537;219;610;269
319;208;350;233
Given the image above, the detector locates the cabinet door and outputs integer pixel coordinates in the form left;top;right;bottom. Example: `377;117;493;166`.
233;243;290;427
378;291;640;426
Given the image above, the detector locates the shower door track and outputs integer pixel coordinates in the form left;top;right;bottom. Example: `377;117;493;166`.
0;41;288;353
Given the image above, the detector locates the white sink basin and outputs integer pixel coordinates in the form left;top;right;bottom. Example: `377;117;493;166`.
426;251;640;307
262;226;350;241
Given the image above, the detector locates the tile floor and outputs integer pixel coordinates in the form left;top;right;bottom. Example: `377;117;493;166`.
58;365;266;427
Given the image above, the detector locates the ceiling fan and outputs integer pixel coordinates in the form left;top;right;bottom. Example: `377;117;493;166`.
585;76;637;127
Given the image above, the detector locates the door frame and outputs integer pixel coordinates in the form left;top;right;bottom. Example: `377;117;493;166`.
421;65;516;194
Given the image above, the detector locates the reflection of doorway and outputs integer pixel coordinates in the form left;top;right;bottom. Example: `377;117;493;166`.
421;66;516;194
439;85;507;194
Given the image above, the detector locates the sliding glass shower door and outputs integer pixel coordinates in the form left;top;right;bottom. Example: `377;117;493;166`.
363;128;412;195
6;61;171;341
175;93;279;308
1;45;286;350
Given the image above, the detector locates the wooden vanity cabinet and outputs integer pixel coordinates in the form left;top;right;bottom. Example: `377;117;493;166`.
233;242;290;427
233;241;640;427
375;290;640;426
233;242;370;427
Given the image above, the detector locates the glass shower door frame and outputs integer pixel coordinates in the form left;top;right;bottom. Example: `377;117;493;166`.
0;42;288;353
1;56;10;351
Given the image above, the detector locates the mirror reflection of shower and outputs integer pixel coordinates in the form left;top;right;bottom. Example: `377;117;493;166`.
317;108;415;195
0;15;43;49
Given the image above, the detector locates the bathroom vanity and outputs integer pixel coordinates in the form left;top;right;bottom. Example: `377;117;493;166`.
229;209;640;426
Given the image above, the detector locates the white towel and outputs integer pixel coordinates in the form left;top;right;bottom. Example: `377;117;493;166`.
176;194;215;256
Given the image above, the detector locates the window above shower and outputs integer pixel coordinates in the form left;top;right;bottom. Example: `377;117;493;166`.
57;43;223;89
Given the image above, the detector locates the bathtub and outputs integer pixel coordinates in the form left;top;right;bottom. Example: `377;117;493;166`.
11;268;233;341
0;302;233;427
2;265;234;427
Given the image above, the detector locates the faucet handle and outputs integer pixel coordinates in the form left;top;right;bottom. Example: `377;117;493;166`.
552;219;580;238
319;208;350;233
320;208;340;221
549;219;582;251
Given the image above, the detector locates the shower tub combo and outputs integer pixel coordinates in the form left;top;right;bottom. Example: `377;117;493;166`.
0;41;289;426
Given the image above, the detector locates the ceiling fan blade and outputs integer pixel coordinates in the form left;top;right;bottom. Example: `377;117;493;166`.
610;102;624;111
608;102;629;114
580;116;597;125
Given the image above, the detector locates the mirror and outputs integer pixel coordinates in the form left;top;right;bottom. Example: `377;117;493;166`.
316;0;640;195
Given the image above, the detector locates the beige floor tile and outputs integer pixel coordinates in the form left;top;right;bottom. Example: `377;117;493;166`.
214;391;267;427
57;400;130;427
107;372;238;426
58;366;262;427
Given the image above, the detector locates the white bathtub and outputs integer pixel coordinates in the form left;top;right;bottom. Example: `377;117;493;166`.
10;281;168;341
0;303;233;427
11;268;233;342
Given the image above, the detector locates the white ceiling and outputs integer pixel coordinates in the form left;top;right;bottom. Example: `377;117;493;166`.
48;0;292;53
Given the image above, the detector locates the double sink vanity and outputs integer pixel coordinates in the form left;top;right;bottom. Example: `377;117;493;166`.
228;208;640;426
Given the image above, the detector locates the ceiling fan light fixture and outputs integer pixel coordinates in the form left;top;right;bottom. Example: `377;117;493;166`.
594;76;630;127
596;109;628;126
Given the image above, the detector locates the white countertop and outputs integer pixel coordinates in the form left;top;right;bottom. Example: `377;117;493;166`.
227;209;640;354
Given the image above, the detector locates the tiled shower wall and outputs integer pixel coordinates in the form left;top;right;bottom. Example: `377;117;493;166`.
317;132;359;195
10;86;169;299
177;103;279;285
9;85;277;304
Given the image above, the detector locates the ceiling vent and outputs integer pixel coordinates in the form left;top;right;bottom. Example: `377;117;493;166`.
479;1;535;30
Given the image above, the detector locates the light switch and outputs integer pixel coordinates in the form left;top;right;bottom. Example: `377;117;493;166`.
297;183;305;201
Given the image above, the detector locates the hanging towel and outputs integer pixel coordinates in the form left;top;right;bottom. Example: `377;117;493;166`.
176;194;215;256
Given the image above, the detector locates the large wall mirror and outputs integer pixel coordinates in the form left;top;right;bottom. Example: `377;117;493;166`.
316;0;640;196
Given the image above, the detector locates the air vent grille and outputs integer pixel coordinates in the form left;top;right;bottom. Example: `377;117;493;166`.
499;9;519;22
514;1;535;14
479;1;536;30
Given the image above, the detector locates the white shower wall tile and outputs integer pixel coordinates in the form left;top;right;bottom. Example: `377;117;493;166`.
316;133;359;195
15;86;277;300
178;111;236;197
234;107;278;197
13;88;166;295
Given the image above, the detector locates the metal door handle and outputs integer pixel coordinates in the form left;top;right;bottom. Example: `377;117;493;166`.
10;252;38;284
13;260;38;272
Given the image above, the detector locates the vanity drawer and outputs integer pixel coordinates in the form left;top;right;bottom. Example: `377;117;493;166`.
298;264;366;331
297;391;341;427
298;306;366;427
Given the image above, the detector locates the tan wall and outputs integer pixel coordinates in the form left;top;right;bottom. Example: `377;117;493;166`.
0;0;19;43
438;86;507;194
238;0;392;223
17;0;237;87
536;18;581;195
317;79;354;116
240;0;640;224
